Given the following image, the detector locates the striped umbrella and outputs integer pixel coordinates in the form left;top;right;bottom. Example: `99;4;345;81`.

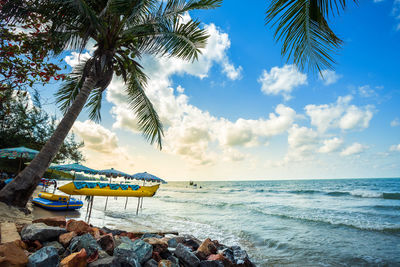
0;146;39;172
49;163;98;175
131;172;167;184
98;168;132;178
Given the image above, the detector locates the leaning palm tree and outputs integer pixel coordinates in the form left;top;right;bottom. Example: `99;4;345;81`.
0;0;222;208
266;0;357;72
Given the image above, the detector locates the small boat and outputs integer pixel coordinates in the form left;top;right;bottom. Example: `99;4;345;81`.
58;182;160;197
32;192;83;211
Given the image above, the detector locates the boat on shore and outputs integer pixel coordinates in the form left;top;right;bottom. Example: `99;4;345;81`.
32;192;83;211
58;182;160;197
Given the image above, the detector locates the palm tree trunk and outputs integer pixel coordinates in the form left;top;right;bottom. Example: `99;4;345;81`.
0;77;97;208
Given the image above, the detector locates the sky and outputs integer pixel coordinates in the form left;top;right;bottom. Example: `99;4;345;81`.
36;0;400;181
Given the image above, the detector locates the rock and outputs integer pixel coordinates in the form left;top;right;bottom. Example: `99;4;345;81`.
21;223;67;242
159;249;173;260
14;240;28;250
0;241;29;266
199;260;224;267
28;246;59;267
219;248;234;263
207;254;232;266
0;222;21;243
144;259;158;267
88;256;120;267
114;235;133;248
66;219;91;235
158;260;172;267
131;239;153;264
152;251;162;262
167;255;179;267
167;238;178;248
113;243;140;267
141;233;162;239
43;241;65;255
33;216;66;227
174;243;200;267
97;234;114;255
98;250;110;259
100;227;126;236
60;248;87;267
231;246;253;266
90;227;101;239
179;235;201;251
196;238;217;260
69;233;101;257
144;237;168;254
59;231;77;247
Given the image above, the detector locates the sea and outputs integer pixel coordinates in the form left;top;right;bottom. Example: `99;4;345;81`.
51;178;400;266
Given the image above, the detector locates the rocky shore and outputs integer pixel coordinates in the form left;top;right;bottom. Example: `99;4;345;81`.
0;216;255;266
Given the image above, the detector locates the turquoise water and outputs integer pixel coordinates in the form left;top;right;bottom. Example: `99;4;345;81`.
60;178;400;266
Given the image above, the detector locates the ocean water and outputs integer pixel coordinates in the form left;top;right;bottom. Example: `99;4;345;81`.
54;178;400;266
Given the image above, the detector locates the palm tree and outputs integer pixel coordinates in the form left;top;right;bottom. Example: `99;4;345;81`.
0;0;222;208
265;0;357;73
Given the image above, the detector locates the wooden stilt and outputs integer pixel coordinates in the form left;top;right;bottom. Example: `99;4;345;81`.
124;197;128;210
104;196;109;211
136;197;140;215
88;196;94;223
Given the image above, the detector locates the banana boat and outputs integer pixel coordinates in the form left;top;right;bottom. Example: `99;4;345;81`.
32;192;83;211
58;182;160;197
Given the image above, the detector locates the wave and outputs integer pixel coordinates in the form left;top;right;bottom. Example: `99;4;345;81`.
382;193;400;200
372;205;400;211
288;190;320;194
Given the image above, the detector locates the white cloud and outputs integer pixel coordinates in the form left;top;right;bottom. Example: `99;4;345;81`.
318;70;342;85
176;85;185;94
72;120;118;154
358;85;378;97
340;143;368;156
64;52;91;68
391;118;400;127
390;144;400;151
319;137;343;153
284;125;319;162
258;65;307;100
305;95;374;133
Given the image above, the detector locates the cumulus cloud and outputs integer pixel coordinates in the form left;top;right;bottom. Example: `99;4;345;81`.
318;137;343;153
305;95;374;133
72;120;118;154
258;65;307;100
64;52;91;68
284;124;319;162
318;69;342;85
390;144;400;151
358;85;379;97
340;143;368;156
391;118;400;127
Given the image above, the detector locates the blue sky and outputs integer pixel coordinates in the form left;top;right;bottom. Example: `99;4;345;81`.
37;0;400;180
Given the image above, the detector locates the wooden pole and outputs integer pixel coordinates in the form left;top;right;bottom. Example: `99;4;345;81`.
104;176;111;211
140;180;145;209
124;197;128;210
88;196;94;223
136;197;140;215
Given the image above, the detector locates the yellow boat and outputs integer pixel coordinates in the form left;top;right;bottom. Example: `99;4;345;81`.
38;192;70;201
58;182;160;197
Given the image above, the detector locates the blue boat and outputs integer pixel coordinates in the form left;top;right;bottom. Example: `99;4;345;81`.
32;193;83;211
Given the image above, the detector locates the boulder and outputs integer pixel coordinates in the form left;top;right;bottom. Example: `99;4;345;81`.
90;227;101;239
59;231;77;247
180;235;201;251
0;241;29;266
28;246;59;267
141;233;162;239
131;239;153;264
97;234;114;255
21;223;67;242
69;233;101;257
113;243;140;267
43;241;65;256
152;251;162;262
66;220;91;235
60;248;87;267
98;250;110;259
88;256;120;267
231;246;253;266
167;255;179;267
33;216;66;227
196;238;217;260
14;240;28;250
167;238;178;248
100;227;126;236
199;260;224;267
158;260;172;267
144;237;168;254
207;254;232;266
113;235;133;248
174;243;200;267
144;259;158;267
219;248;234;263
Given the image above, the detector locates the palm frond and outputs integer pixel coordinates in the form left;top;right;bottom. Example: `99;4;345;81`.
266;0;355;72
85;88;103;121
125;64;163;149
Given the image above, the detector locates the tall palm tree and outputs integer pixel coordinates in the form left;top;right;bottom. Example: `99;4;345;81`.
0;0;222;208
266;0;357;73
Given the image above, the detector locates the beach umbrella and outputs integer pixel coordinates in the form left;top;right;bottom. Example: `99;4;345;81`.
131;172;166;214
131;172;167;184
0;146;39;172
98;168;133;210
49;163;99;175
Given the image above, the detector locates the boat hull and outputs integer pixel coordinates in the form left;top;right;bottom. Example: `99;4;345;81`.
58;182;160;197
32;197;83;211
